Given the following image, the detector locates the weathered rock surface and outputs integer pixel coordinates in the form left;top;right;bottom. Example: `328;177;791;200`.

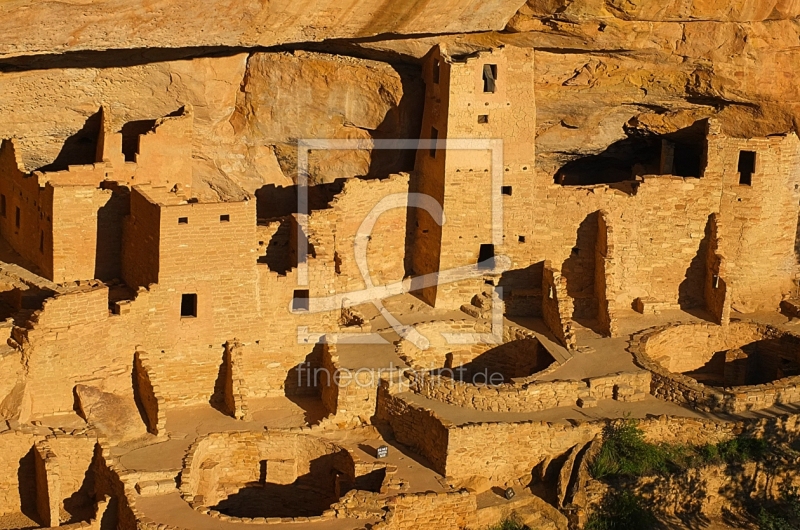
347;0;800;175
0;50;420;196
74;384;147;441
231;51;422;186
0;0;526;58
1;0;799;189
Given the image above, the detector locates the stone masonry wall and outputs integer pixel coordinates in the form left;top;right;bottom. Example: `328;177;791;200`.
223;341;251;421
630;321;800;412
180;431;354;508
0;429;39;516
595;210;618;337
18;282;137;416
704;213;731;325
542;262;576;349
442;413;780;484
307;173;410;298
318;343;379;427
46;434;97;518
133;351;166;435
375;380;449;475
34;439;60;527
712;128;800;311
373;490;476;530
0;428;95;520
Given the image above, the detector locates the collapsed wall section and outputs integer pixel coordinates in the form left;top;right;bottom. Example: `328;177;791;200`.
595;210;618;336
542;262;576;350
704;214;731;325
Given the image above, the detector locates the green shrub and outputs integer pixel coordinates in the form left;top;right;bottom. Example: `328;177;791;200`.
590;419;670;479
585;491;657;530
716;435;768;464
757;488;800;530
590;418;768;479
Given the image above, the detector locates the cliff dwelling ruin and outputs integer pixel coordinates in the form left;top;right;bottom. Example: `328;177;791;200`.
1;1;800;529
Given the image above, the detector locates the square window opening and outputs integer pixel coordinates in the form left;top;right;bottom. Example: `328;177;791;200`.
738;150;756;186
482;64;497;93
501;186;512;196
432;58;440;84
518;235;526;243
429;127;439;158
180;293;197;318
293;289;310;312
478;114;489;124
220;214;230;222
477;243;495;270
178;217;188;225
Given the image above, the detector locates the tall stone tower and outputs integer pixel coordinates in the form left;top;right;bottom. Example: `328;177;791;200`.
410;44;536;309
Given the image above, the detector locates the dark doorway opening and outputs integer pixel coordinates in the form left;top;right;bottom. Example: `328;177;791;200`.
483;64;497;93
478;244;495;270
738;150;756;186
292;290;310;312
180;293;197;318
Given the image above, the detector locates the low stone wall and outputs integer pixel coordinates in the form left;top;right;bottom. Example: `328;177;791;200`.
379;380;800;485
396;320;554;374
372;490;475;530
374;380;450;475
133;351;166;435
0;427;96;522
0;429;39;516
223;341;251;421
445;413;800;484
406;370;650;413
179;430;355;510
542;262;577;350
318;343;379;427
630;321;800;413
446;419;602;483
34;439;60;527
58;495;110;530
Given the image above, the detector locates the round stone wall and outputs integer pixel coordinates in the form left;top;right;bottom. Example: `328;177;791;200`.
629;321;800;413
395;320;557;383
180;431;356;521
396;320;650;412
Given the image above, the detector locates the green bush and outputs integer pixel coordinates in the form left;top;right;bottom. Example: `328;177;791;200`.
590;419;670;479
716;435;768;463
757;488;800;530
590;418;768;479
585;491;657;530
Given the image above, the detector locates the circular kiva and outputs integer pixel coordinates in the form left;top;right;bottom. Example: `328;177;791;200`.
396;321;595;413
179;431;359;522
629;321;800;413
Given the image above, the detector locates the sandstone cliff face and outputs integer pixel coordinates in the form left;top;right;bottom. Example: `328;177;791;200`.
0;0;798;189
0;0;526;58
503;0;800;172
0;51;420;198
229;52;422;188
